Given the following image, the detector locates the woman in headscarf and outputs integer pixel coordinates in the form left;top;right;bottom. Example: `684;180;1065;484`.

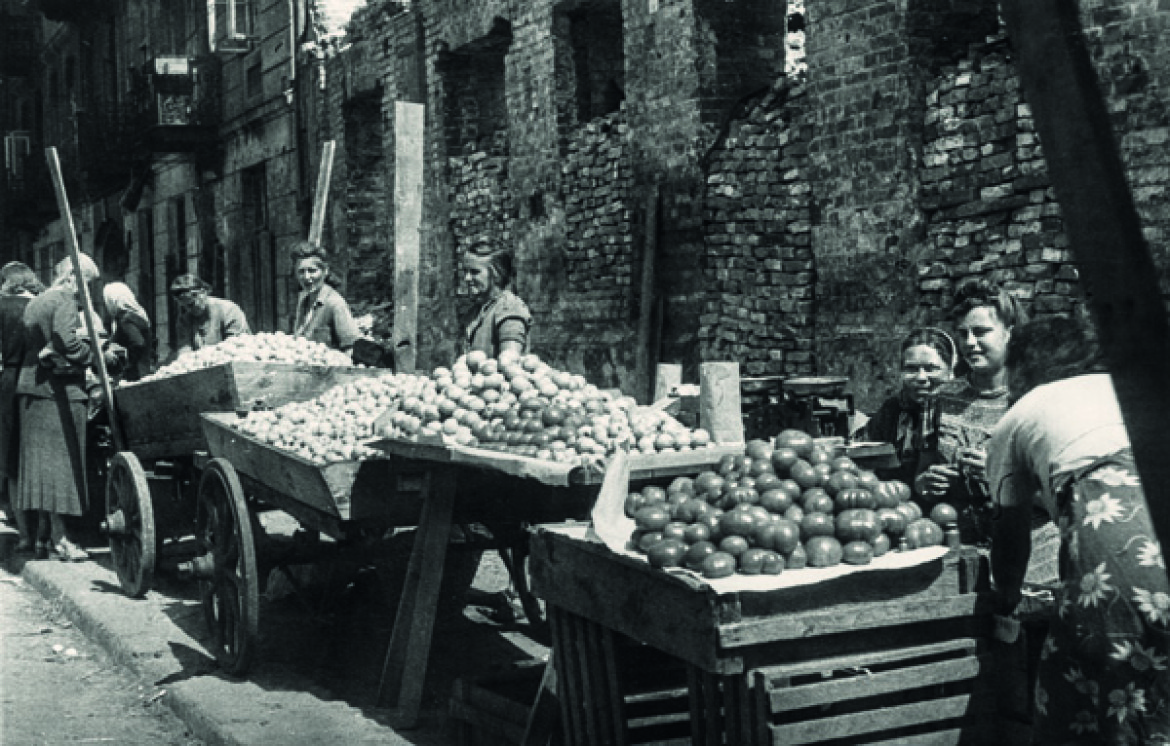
0;262;43;552
102;282;154;382
866;327;957;489
15;254;115;561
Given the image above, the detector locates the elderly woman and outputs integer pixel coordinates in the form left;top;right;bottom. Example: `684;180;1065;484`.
15;254;117;561
867;327;957;488
290;241;359;352
169;273;249;358
988;315;1169;743
460;239;531;358
0;262;43;552
102;282;153;382
916;279;1029;543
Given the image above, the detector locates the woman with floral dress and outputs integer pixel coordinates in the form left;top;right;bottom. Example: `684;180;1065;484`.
988;315;1170;744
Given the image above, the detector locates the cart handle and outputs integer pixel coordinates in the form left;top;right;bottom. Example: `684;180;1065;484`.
45;147;125;452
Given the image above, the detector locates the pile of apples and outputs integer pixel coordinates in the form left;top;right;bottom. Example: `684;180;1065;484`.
232;373;428;464
133;332;354;383
626;430;956;578
373;350;714;465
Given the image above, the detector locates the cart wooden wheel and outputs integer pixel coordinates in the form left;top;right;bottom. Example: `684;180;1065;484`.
104;451;156;598
194;457;259;677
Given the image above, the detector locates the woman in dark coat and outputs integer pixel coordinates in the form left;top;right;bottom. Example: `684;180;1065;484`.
15;254;110;561
0;262;43;552
102;281;154;382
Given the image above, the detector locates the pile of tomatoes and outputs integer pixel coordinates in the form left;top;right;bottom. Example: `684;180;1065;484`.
626;430;956;578
374;349;714;464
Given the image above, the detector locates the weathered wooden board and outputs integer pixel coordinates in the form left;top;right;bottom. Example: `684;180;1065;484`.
117;362;379;458
392;101;425;373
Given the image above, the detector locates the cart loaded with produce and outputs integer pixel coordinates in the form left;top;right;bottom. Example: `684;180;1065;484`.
99;332;379;598
193;348;741;725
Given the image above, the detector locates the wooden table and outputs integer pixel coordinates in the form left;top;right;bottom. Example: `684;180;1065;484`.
364;441;743;729
529;526;1029;745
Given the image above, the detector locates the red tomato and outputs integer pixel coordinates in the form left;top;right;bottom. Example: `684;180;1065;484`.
761;551;785;575
754;472;783;493
717;454;740;477
895;501;923;525
745;439;773;461
634;505;671;532
783;504;805;524
872;533;892;557
684;541;717;569
760;488;794;514
737;547;769;574
624;493;646;518
719;535;750;557
911;518;945;547
801;512;836;541
842;541;874;566
808;447;833;466
776;429;815;460
835;508;882;543
636;531;665;553
719;509;758;538
824;470;860;497
802;488;836;514
930;503;960;526
769;519;801;554
693;471;724;498
668;476;695;496
856;470;882;493
647;539;688;569
701;551;737;579
662;521;689;542
749;458;776;478
771;447;799;474
673;498;705;524
805;536;844;567
873;481;901;509
787;542;808;569
831;456;859;473
877;507;907;536
835;487;877;511
683;521;712;544
790;460;821;490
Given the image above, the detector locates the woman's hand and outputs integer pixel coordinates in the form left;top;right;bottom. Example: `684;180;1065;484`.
915;464;960;500
957;447;987;481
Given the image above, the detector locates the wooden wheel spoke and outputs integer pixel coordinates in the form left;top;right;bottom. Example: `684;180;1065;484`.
105;452;156;599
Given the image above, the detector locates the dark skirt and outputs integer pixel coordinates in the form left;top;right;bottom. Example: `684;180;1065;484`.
1033;448;1170;744
0;367;19;479
14;394;87;516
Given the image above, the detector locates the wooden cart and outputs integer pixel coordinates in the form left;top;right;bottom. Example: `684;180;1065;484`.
99;362;379;599
196;412;742;727
530;526;1030;745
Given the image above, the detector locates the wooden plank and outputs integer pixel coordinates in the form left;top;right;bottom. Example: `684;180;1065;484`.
599;625;629;746
392;101;425;373
719;593;994;648
46;147;124;451
376;466;457;727
307;141;335;246
1001;0;1170;561
766;655;986;712
755;637;982;680
551;608;585;746
448;700;526;743
699;362;744;444
858;729;967;746
521;657;561;746
634;185;660;404
767;693;982;744
686;666;705;746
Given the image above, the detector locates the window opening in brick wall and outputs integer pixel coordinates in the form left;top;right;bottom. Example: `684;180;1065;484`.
694;0;786;128
553;0;625;146
239;164;276;330
439;18;512;157
787;0;806;80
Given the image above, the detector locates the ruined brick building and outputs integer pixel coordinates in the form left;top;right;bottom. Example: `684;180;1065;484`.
3;0;1170;411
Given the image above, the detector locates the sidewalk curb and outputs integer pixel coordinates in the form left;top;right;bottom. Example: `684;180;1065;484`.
21;559;417;746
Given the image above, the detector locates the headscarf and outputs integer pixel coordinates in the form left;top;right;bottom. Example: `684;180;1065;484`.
103;282;151;323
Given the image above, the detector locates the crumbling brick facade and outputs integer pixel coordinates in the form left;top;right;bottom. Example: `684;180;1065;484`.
325;0;1170;412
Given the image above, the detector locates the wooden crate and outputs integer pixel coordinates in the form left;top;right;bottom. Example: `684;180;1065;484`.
114;362;380;459
530;528;1027;746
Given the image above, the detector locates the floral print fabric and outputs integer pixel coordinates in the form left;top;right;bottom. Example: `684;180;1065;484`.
1035;449;1170;744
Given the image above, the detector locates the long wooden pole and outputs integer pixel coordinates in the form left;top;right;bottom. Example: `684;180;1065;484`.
45;147;124;452
308;140;336;247
635;184;660;403
1000;2;1170;566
